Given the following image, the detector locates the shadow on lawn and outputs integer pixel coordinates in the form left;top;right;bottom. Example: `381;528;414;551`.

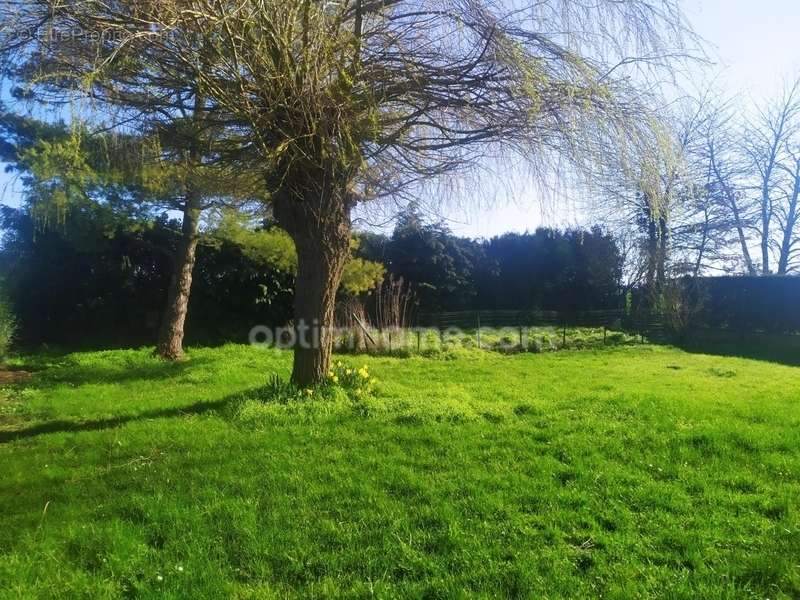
674;331;800;367
0;391;248;444
25;355;214;389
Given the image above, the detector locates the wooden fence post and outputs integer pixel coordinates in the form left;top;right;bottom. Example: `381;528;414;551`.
353;313;376;348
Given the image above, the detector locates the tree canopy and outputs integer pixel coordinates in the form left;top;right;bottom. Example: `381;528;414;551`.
1;0;695;383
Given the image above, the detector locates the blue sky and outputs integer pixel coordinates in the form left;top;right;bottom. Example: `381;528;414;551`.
435;0;800;238
3;0;800;238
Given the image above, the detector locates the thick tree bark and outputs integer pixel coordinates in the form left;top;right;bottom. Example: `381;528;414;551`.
290;239;348;385
273;185;352;387
155;194;202;360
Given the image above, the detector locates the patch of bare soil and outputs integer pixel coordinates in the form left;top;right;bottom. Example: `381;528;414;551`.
0;368;33;384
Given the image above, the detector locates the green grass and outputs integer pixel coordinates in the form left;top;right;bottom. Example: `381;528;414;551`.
1;344;799;598
334;326;638;356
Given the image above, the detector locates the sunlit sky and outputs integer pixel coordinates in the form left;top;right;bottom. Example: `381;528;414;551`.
2;0;799;238
434;0;800;238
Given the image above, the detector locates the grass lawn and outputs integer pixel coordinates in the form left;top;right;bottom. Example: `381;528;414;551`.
1;344;799;598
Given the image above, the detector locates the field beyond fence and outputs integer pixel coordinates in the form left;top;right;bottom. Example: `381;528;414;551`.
334;309;657;355
334;309;800;363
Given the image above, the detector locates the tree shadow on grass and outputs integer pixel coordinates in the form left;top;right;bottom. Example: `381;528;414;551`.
674;331;800;367
23;355;215;389
0;388;252;444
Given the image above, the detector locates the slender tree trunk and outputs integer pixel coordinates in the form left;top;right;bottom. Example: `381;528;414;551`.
760;137;781;275
777;210;797;275
777;164;800;275
730;202;756;276
156;88;206;361
645;215;657;288
273;185;352;387
709;150;756;276
719;183;756;275
761;208;771;275
156;193;202;360
657;215;668;288
693;204;710;278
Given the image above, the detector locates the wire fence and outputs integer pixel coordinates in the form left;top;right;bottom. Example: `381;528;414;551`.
417;309;667;342
334;306;800;360
333;309;667;355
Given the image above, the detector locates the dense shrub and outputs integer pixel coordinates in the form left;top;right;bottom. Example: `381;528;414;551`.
0;206;294;349
233;362;379;427
689;276;800;334
2;202;626;349
0;279;16;359
255;362;376;404
357;207;624;313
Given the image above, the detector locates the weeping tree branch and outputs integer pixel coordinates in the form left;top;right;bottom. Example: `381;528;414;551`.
0;0;698;384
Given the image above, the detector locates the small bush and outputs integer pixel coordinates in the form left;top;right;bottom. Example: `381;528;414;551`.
254;362;377;405
327;360;377;401
0;281;16;361
528;338;543;353
233;362;380;426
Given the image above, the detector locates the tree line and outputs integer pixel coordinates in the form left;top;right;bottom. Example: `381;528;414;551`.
358;207;622;313
0;201;624;348
602;82;800;295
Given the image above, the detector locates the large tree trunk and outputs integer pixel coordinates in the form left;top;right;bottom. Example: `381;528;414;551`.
156;194;201;360
290;238;348;385
273;185;352;387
